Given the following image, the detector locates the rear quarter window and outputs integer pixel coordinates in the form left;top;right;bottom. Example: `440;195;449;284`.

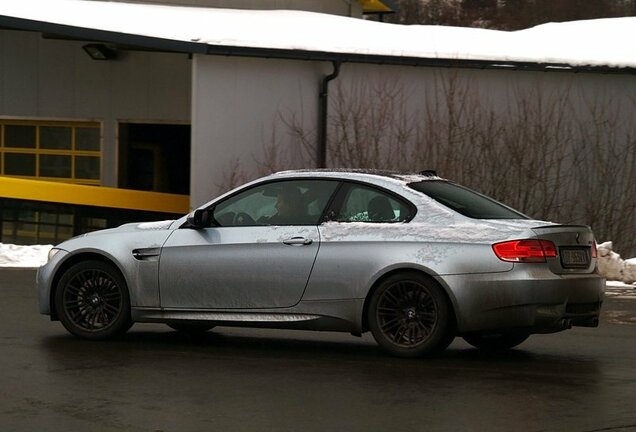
409;181;528;220
334;183;414;223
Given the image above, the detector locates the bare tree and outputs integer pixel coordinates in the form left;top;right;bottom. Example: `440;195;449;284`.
383;0;636;29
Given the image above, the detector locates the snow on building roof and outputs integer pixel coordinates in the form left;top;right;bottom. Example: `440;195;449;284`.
0;0;635;71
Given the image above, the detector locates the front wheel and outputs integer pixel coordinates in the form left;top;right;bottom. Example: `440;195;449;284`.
462;332;530;350
368;272;455;357
55;260;132;340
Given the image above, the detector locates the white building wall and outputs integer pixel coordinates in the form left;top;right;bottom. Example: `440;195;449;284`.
191;56;635;205
331;63;636;123
191;54;329;206
0;30;191;187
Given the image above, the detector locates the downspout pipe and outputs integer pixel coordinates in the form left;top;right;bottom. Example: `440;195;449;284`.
317;61;341;168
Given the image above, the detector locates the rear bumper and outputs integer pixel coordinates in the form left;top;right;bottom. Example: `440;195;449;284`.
438;266;605;334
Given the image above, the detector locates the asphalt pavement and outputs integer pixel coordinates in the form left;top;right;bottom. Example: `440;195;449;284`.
1;269;635;432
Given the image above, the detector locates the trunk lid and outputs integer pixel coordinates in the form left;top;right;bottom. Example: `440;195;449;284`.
531;225;596;274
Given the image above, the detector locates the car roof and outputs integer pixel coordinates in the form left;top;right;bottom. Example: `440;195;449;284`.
269;169;444;184
184;168;449;222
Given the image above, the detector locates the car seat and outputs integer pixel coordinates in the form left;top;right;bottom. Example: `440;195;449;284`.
368;195;394;222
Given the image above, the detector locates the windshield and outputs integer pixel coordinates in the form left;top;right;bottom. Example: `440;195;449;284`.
409;181;528;220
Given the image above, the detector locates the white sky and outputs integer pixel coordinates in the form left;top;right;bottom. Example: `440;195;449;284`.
0;0;634;68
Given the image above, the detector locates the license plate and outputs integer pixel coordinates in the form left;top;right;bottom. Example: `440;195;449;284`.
560;247;590;268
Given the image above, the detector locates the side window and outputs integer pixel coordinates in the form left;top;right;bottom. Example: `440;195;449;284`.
212;180;339;227
335;184;412;223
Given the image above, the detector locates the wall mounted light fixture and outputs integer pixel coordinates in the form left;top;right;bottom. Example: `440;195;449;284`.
82;43;117;60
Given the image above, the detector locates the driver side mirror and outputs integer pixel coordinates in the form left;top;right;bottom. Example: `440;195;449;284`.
186;209;211;229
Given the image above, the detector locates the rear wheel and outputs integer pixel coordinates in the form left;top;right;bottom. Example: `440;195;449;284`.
368;272;455;357
55;260;132;340
462;332;530;350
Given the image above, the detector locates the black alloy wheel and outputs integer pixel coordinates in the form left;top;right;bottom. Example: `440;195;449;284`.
55;260;132;340
368;272;455;357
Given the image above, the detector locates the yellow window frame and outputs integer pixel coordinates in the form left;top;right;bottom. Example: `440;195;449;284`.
0;119;102;185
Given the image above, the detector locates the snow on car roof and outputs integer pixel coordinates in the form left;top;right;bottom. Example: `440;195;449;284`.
1;0;635;70
272;169;443;183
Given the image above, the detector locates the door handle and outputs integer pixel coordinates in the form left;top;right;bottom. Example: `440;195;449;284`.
283;237;313;246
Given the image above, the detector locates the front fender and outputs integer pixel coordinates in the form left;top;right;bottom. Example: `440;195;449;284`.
40;229;173;315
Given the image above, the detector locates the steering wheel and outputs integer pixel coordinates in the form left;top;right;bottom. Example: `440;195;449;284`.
233;212;255;226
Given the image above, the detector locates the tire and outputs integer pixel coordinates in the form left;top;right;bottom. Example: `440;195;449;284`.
167;322;215;335
368;272;455;357
462;332;530;350
55;260;132;340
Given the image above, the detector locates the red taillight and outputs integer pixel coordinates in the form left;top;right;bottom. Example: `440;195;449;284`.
591;241;598;258
492;239;557;263
540;240;557;258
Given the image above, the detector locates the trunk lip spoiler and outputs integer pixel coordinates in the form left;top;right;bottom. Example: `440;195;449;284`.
531;224;592;230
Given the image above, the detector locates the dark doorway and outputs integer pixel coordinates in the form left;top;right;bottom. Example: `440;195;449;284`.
118;123;190;195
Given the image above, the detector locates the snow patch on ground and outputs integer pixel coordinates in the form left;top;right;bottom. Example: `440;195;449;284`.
597;241;636;284
0;243;52;268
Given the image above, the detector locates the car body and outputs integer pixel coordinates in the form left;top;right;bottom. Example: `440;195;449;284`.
36;169;604;356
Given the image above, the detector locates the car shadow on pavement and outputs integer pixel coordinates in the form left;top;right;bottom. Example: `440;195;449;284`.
38;326;602;381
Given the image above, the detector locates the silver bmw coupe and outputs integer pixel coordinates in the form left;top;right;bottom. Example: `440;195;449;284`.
36;170;604;357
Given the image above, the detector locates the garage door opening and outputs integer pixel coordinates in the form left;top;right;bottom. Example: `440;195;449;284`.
118;123;190;195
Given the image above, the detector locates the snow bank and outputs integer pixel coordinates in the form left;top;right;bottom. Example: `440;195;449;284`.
624;258;636;285
597;241;636;284
0;243;52;268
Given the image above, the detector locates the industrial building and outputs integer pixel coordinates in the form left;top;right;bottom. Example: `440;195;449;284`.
0;0;633;245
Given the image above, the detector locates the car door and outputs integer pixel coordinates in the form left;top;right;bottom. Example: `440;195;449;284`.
305;182;416;301
158;179;340;309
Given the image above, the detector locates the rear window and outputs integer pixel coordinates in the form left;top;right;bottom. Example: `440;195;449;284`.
409;181;528;220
